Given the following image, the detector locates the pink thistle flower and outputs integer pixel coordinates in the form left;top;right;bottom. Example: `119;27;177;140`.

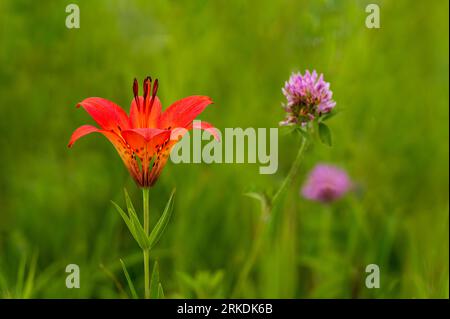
280;70;336;126
301;164;352;203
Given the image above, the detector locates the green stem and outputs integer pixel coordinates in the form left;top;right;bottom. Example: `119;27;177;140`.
143;249;150;299
272;136;308;205
142;188;150;299
143;188;150;235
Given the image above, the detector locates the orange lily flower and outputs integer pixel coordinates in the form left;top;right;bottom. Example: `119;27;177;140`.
68;77;217;188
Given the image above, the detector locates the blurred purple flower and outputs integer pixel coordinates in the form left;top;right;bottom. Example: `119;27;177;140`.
280;70;336;126
301;164;352;203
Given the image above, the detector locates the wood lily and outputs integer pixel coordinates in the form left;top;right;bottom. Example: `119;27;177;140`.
68;77;217;298
68;76;217;187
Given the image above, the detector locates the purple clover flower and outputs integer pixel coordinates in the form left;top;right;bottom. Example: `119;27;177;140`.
301;164;352;203
280;70;336;126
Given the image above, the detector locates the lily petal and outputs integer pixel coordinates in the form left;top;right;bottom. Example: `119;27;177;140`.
189;121;220;141
159;96;213;129
122;128;171;187
68;125;142;185
68;125;101;147
129;96;162;128
121;128;171;157
77;97;130;134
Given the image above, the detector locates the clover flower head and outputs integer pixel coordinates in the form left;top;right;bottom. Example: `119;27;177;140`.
280;70;336;126
301;164;352;203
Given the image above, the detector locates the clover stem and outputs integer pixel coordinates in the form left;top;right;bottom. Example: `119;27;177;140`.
272;136;308;205
142;188;150;299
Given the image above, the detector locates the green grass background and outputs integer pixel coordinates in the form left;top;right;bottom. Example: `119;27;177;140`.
0;0;448;298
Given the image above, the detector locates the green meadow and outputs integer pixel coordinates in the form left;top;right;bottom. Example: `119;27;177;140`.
0;0;448;298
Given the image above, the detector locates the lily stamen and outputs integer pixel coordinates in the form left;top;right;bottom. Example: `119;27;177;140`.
143;76;151;110
133;78;140;111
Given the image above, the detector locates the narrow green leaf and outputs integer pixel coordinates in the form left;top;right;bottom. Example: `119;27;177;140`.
244;192;265;202
123;188;138;237
120;259;138;299
123;188;151;249
244;192;270;216
111;200;140;246
157;283;165;299
128;211;151;250
150;261;159;299
124;188;138;219
318;122;332;146
148;189;176;250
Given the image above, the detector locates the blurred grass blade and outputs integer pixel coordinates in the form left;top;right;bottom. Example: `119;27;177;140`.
177;271;197;290
23;251;38;299
150;261;159;299
244;191;266;202
99;263;127;298
16;255;26;297
148;189;176;250
157;283;165;299
0;270;9;296
244;191;270;217
120;259;138;299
